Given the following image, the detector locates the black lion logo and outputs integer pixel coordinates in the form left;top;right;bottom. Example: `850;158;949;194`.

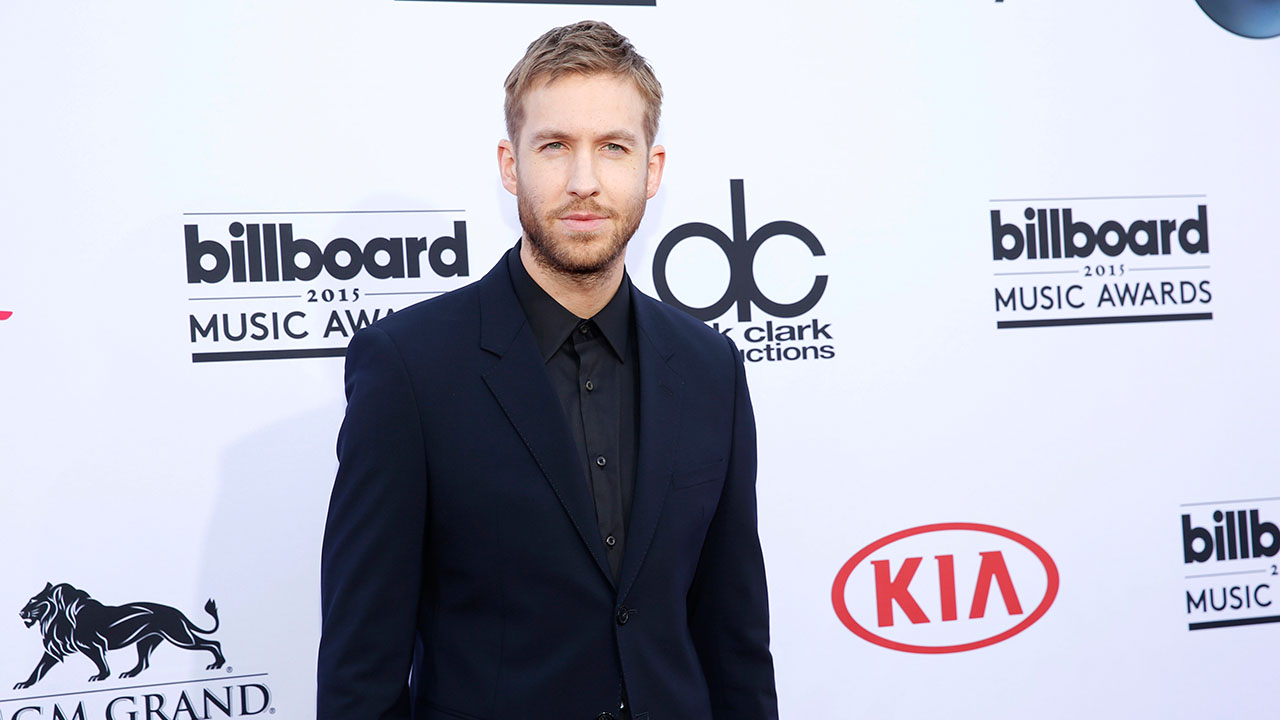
14;582;227;689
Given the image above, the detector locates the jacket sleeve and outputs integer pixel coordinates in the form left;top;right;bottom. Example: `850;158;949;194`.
687;336;779;720
318;326;427;720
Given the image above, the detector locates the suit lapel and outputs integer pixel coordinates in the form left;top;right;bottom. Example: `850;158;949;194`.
478;258;615;587
617;291;684;601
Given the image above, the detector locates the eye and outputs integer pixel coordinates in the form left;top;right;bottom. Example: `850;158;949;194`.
603;143;627;153
541;141;565;151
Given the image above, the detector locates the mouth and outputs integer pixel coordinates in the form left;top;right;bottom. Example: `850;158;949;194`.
23;617;35;627
559;213;608;233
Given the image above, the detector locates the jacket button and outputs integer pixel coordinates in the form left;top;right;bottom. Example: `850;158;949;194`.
596;714;616;720
616;606;630;625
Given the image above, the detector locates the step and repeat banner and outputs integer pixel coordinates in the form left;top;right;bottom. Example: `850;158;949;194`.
2;1;1278;717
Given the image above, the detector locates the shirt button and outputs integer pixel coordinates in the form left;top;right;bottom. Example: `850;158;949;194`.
605;534;616;547
596;455;607;467
616;606;630;625
585;379;595;392
579;323;591;335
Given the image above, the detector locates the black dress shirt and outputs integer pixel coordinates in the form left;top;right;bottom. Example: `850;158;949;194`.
507;245;639;582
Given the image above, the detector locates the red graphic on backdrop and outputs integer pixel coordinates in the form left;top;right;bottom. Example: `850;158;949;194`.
831;522;1058;654
0;311;12;320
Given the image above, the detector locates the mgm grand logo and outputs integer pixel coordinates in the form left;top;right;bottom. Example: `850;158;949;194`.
3;583;273;719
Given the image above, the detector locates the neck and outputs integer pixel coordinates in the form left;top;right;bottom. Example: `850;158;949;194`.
520;239;625;318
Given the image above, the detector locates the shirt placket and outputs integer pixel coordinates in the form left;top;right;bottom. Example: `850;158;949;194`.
573;321;625;580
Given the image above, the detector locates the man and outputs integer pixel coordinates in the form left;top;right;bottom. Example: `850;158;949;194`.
318;21;777;720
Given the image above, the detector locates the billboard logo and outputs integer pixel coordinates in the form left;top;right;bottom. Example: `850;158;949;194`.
181;209;471;363
991;205;1208;261
1183;509;1280;564
832;523;1058;653
185;222;468;284
987;194;1215;330
1180;498;1280;632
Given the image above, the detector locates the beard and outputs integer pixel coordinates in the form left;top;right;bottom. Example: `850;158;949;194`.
519;192;646;280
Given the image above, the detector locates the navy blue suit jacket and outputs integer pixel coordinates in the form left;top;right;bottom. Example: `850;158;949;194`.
318;253;777;720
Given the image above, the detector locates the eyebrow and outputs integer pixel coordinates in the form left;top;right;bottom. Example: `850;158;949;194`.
529;129;641;147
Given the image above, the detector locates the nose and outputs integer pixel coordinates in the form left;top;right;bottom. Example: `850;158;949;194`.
565;150;601;199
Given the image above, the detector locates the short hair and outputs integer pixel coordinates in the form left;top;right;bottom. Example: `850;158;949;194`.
504;20;663;147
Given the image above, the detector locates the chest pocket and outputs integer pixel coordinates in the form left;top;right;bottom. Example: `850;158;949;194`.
671;457;726;490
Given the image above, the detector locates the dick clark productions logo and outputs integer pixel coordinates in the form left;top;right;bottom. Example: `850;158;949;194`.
831;523;1059;653
653;180;834;363
653;179;826;322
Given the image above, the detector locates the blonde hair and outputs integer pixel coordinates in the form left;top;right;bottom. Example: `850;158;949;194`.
504;20;662;146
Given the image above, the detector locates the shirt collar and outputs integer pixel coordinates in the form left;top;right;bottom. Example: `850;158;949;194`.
506;242;632;363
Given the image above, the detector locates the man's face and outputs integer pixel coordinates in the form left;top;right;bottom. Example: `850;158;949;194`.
499;73;665;278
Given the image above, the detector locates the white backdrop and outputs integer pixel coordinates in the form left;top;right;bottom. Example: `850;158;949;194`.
2;1;1278;717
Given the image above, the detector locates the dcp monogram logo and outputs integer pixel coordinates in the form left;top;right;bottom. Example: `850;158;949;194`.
653;180;826;322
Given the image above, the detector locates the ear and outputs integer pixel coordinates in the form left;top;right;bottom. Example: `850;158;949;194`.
645;144;666;200
498;139;519;196
44;582;52;591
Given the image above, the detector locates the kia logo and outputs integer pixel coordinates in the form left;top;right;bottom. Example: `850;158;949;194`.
831;522;1059;653
652;179;826;322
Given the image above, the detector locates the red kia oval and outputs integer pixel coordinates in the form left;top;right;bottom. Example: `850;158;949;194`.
831;522;1059;654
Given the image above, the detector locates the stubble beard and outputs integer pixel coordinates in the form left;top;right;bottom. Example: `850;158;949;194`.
520;192;646;283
